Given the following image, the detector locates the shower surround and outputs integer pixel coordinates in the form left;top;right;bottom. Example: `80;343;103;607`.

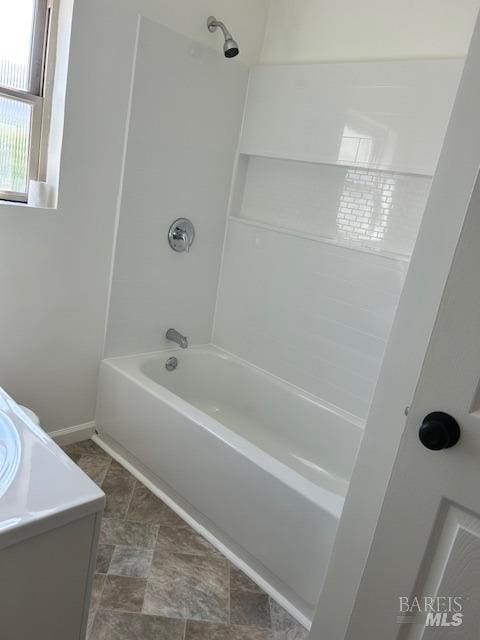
98;16;463;625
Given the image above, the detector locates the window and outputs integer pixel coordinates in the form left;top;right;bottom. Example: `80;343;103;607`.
0;0;53;203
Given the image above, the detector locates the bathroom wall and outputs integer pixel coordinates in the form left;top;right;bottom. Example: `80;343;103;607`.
213;59;462;421
104;19;248;357
214;222;408;419
0;0;269;431
2;0;471;430
261;0;479;63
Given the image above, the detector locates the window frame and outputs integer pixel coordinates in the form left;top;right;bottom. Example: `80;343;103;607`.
0;0;53;204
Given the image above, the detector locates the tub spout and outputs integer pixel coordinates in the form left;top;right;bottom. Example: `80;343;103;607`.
166;328;188;349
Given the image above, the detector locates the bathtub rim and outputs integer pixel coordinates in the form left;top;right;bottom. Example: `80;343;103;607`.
106;343;366;432
100;344;364;517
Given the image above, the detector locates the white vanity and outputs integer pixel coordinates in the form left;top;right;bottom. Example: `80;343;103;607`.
0;388;104;640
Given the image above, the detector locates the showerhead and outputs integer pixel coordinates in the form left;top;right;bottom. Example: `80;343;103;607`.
207;16;240;59
223;37;240;59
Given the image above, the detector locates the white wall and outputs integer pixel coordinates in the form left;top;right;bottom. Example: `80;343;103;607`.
241;60;463;177
104;19;248;357
214;220;408;420
1;0;471;430
261;0;479;64
130;0;270;67
0;0;269;431
213;58;460;421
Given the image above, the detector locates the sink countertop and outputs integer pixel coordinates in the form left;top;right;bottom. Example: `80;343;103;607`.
0;388;105;551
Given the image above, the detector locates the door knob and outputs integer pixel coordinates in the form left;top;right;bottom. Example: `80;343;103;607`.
419;412;460;450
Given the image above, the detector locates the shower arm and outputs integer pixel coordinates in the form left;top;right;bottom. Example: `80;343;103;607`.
207;18;233;40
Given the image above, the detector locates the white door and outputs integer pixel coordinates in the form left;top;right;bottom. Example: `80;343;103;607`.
346;178;480;639
338;22;480;640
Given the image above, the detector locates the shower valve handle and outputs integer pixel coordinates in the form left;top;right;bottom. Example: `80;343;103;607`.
168;218;195;253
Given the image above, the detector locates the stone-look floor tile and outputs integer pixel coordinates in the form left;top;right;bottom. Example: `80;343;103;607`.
78;454;111;486
63;440;110;458
126;484;166;524
230;565;263;593
102;462;136;518
100;575;147;613
109;546;154;578
269;601;308;640
87;531;108;636
230;591;271;628
156;525;219;556
90;574;106;612
96;544;115;574
144;553;229;622
185;620;273;640
100;518;159;549
126;484;186;527
90;609;185;640
86;610;97;640
157;504;190;528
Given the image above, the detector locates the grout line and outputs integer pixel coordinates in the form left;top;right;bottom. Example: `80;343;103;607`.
123;478;137;521
106;546;114;575
144;548;154;579
227;561;231;625
94;574;107;615
86;609;97;640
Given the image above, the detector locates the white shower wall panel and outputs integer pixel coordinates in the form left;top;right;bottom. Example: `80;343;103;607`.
213;220;408;420
240;59;463;175
105;18;249;357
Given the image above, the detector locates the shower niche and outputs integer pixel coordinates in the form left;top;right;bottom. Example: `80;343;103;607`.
228;59;462;260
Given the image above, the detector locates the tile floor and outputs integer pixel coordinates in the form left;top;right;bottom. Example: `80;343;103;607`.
63;440;309;640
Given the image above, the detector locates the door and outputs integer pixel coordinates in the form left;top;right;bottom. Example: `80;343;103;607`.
346;174;480;639
340;30;480;640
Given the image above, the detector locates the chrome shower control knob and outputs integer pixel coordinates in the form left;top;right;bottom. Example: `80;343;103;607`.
168;218;195;253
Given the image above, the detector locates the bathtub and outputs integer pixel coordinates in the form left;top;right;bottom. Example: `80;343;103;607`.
96;345;363;622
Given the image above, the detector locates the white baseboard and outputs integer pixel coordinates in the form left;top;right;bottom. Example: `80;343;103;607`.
48;421;96;446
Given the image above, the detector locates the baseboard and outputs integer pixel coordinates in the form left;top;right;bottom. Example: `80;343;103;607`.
48;421;96;446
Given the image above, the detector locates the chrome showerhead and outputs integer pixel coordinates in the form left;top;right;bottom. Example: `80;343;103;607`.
207;16;240;59
223;37;240;59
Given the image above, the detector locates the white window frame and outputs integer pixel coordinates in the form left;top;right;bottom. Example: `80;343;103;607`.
0;0;55;203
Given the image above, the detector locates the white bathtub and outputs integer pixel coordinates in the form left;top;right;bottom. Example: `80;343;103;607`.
96;345;363;622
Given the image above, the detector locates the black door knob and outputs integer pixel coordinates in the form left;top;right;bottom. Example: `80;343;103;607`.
419;412;460;450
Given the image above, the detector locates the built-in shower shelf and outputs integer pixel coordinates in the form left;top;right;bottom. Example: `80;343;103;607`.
237;151;425;176
228;60;462;260
229;152;431;259
228;216;410;263
237;150;437;179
